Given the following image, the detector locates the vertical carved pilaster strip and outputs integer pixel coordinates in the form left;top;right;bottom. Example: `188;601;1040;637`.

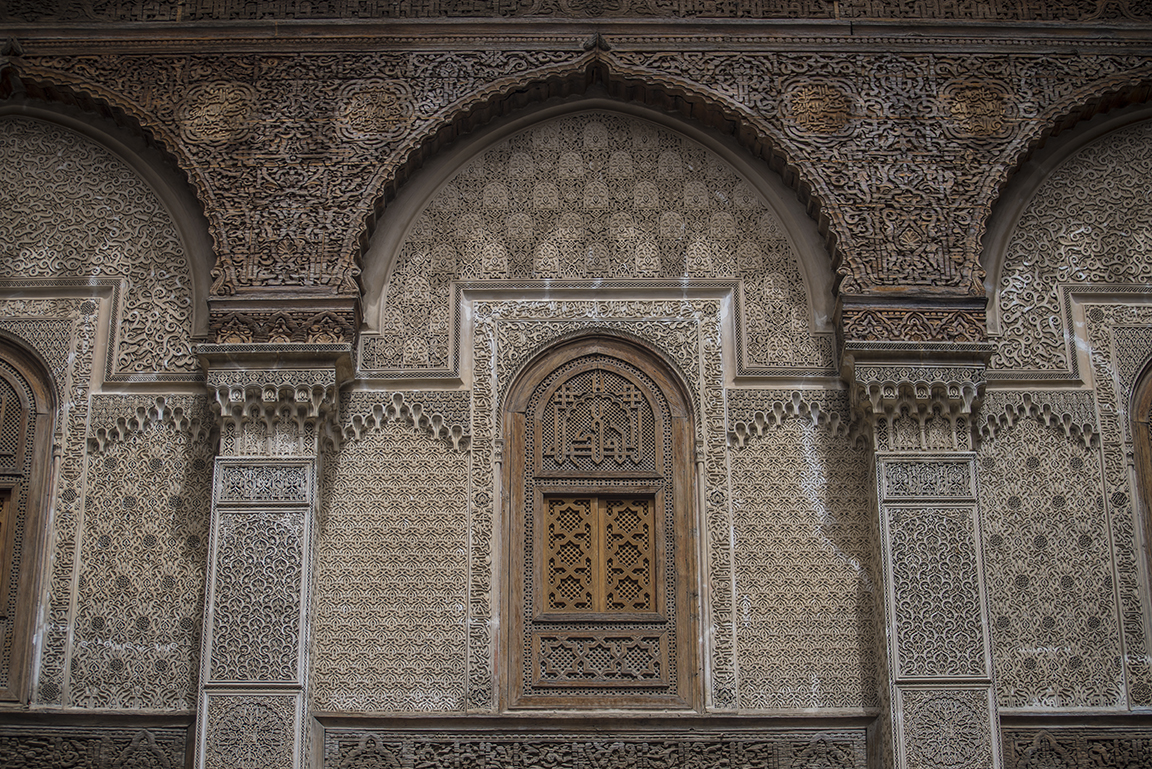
847;352;1002;769
195;353;347;769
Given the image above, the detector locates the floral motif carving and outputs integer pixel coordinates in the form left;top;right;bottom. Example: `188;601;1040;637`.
901;688;993;769
208;511;304;683
840;307;987;344
205;695;295;769
0;117;197;378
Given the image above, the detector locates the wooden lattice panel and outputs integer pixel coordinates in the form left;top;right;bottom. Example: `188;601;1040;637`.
543;497;654;614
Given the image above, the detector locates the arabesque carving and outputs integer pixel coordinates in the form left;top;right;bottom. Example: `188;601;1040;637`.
726;389;878;710
1084;304;1152;705
324;728;867;769
993;120;1152;374
0;117;198;379
901;688;994;769
19;49;1152;307
1003;728;1152;768
0;726;187;768
376;111;825;373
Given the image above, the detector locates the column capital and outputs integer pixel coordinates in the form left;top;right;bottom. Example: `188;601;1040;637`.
842;341;994;453
195;344;354;456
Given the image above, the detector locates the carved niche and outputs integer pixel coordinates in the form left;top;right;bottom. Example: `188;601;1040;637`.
503;336;698;708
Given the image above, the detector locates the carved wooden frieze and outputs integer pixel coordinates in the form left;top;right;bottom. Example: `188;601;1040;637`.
4;42;1150;333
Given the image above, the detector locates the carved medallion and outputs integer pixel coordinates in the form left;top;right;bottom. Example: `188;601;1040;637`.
177;82;256;145
943;81;1008;137
336;80;415;147
786;83;852;134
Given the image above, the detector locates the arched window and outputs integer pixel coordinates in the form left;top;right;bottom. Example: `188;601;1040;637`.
503;335;699;709
0;338;54;702
1134;361;1152;599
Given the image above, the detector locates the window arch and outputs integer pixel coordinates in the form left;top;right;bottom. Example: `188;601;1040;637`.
0;336;55;702
1134;360;1152;602
503;334;699;709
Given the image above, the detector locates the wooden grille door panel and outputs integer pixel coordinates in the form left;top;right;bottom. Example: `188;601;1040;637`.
505;337;698;709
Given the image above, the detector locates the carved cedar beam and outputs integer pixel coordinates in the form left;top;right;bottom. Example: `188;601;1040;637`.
208;294;360;346
838;296;987;346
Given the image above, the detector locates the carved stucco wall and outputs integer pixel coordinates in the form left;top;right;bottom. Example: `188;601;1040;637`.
727;392;877;710
977;410;1121;709
0;116;198;379
992;119;1152;375
369;110;828;374
73;397;214;709
314;408;470;712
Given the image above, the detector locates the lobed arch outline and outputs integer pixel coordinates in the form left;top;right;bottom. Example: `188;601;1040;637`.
355;50;839;322
359;92;835;337
979;80;1152;324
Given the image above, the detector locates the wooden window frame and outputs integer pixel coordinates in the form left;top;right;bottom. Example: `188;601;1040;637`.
0;339;54;703
503;335;699;711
